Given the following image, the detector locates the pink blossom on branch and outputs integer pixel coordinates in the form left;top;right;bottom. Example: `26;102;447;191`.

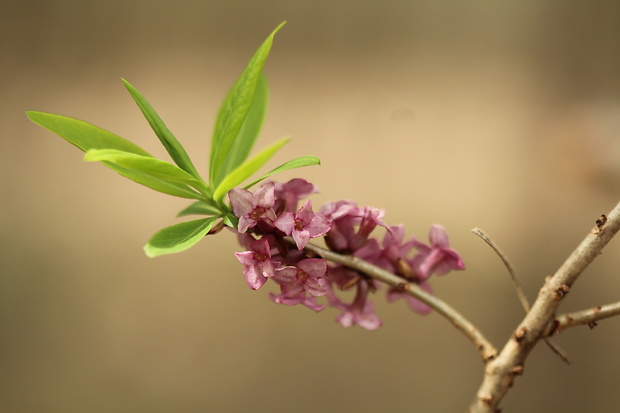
411;224;465;280
274;200;331;250
327;279;382;331
229;182;277;233
234;238;279;290
270;258;329;312
273;178;318;213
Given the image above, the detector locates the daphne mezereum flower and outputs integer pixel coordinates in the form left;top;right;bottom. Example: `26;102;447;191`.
410;224;465;280
327;280;382;331
273;178;318;213
274;200;331;250
273;258;328;297
234;238;279;290
229;182;277;233
270;258;328;312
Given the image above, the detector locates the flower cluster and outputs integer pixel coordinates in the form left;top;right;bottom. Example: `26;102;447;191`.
229;179;465;330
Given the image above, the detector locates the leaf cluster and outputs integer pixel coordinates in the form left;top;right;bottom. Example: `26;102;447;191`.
27;22;320;257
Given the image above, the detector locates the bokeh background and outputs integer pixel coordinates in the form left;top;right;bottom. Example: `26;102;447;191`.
2;1;620;412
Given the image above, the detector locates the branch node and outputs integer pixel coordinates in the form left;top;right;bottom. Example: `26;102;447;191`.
587;321;598;329
396;282;410;293
552;284;571;300
594;214;607;234
511;364;525;376
547;319;560;336
514;326;527;342
480;394;494;406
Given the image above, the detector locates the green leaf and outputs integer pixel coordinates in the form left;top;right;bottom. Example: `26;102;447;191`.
83;149;204;199
212;137;289;203
27;111;151;156
122;79;202;180
222;213;238;229
101;161;203;199
84;149;203;188
244;156;321;189
217;73;269;181
209;22;285;187
177;201;222;217
144;217;218;258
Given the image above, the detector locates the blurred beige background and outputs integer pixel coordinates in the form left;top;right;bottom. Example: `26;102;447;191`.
2;1;620;412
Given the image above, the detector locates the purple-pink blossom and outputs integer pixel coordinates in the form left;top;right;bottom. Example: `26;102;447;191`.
273;178;318;213
234;238;279;290
410;224;465;280
274;200;331;250
229;182;277;233
327;280;382;331
270;258;329;312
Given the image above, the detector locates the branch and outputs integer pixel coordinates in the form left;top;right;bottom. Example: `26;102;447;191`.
549;301;620;333
468;203;620;413
301;241;498;362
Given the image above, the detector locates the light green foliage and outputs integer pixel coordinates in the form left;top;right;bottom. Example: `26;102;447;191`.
144;217;218;258
25;112;151;156
122;79;202;180
27;22;320;257
212;137;290;203
209;22;285;187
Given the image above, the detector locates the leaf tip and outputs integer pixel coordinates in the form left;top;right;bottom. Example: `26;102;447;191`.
143;244;159;258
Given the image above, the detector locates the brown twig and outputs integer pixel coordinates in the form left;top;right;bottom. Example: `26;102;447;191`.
549;301;620;334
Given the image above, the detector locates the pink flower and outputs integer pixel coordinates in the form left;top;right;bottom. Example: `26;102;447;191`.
229;182;277;233
411;224;465;280
320;200;388;253
327;280;382;331
234;238;279;290
269;294;326;312
274;200;331;250
270;259;329;312
273;258;328;297
273;178;318;213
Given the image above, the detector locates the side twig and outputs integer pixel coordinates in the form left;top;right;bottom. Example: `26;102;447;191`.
471;228;570;364
549;301;620;334
300;241;498;362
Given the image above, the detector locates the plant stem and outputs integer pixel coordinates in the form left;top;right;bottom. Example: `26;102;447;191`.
301;241;498;362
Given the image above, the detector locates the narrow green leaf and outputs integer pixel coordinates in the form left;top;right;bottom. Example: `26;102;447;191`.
212;137;289;203
121;79;202;179
177;201;221;217
217;73;269;180
101;161;203;199
84;149;202;188
222;213;239;229
244;156;321;189
144;217;217;258
209;22;285;187
26;111;151;155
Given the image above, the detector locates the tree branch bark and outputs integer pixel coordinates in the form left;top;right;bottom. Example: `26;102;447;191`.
468;203;620;413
